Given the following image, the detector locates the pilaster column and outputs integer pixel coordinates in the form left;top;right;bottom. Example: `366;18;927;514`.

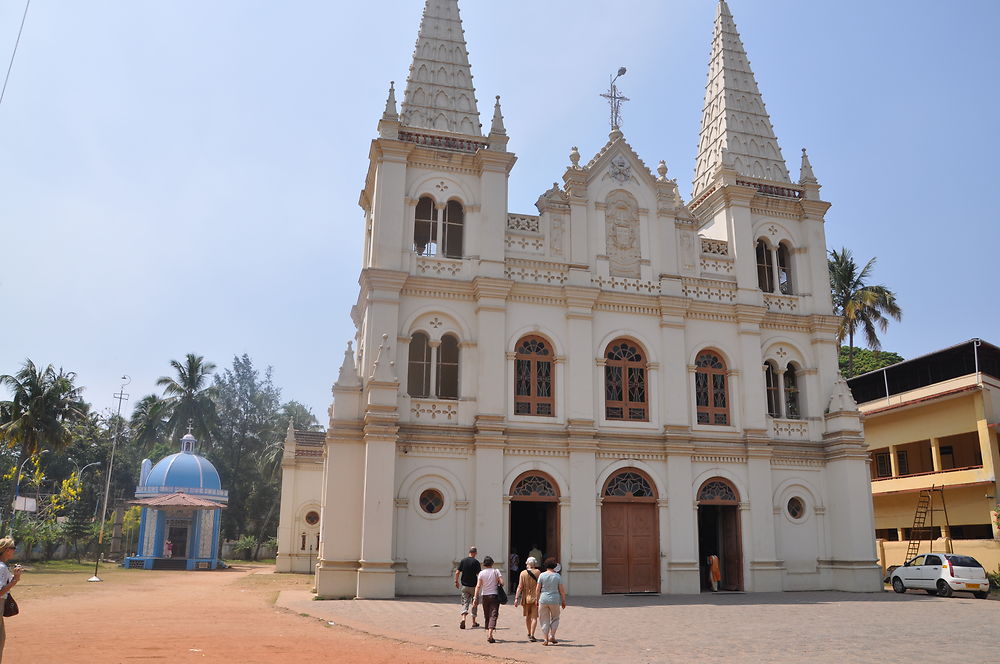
930;437;942;472
564;286;599;421
889;445;899;477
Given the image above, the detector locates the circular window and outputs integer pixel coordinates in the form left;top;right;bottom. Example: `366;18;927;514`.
419;489;444;514
304;510;320;526
787;497;805;520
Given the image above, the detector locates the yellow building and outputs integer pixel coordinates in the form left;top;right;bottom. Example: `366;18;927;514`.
848;339;1000;572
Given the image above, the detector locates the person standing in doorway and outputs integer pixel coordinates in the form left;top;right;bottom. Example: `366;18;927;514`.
164;539;173;559
472;556;504;644
537;557;566;646
508;551;521;588
514;556;540;641
454;546;481;630
528;543;542;563
707;553;721;591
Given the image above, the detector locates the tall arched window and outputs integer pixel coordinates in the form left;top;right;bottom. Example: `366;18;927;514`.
764;361;781;418
604;339;648;421
695;351;729;426
755;239;774;292
514;336;554;417
408;332;431;397
784;362;801;419
436;334;459;399
413;196;437;256
442;200;464;259
776;243;793;295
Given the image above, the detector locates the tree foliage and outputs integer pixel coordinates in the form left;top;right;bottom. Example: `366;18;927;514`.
838;347;904;379
828;248;903;376
156;354;217;444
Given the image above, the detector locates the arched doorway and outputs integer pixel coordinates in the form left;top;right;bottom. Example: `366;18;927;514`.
601;468;659;593
696;478;743;591
509;472;559;587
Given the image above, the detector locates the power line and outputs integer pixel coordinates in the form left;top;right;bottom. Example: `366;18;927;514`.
0;0;31;108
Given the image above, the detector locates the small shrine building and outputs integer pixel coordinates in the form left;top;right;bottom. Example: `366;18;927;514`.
124;431;228;570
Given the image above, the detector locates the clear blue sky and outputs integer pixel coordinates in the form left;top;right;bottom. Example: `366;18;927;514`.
2;1;998;424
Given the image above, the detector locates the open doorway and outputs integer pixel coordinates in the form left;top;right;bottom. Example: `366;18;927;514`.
696;478;743;591
166;520;189;559
509;473;559;589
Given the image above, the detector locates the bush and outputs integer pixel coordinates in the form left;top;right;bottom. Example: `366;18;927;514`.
233;534;258;560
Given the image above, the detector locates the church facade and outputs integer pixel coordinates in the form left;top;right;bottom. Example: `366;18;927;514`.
293;0;882;598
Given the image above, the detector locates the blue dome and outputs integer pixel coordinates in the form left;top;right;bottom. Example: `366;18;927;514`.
142;450;222;491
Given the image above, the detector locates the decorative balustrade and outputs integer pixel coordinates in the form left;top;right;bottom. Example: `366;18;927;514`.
771;418;810;440
763;293;799;313
410;399;458;422
700;238;729;256
399;131;489;153
507;214;540;233
735;180;803;199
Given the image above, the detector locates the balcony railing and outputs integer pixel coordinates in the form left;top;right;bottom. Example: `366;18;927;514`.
872;464;984;482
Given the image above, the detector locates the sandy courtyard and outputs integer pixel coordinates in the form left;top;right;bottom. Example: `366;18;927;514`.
9;563;503;664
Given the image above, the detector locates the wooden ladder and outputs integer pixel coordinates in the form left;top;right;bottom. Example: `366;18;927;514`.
904;486;952;561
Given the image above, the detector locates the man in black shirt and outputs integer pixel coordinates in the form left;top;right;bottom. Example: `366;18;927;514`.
454;546;481;629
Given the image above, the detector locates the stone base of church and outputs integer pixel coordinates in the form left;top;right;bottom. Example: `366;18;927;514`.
748;560;784;591
276;552;317;574
315;560;361;599
825;561;883;592
357;563;397;599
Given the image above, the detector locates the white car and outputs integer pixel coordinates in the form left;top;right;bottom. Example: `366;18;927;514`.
890;553;991;598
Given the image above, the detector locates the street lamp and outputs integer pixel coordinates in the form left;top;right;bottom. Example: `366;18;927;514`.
75;462;101;486
89;375;130;583
10;449;50;534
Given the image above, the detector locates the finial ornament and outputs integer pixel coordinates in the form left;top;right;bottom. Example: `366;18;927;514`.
569;146;581;168
657;160;668;181
383;81;398;121
799;147;817;184
186;419;194;436
490;95;506;135
599;67;629;130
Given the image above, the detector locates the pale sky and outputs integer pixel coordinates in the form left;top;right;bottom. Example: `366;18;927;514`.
2;1;998;423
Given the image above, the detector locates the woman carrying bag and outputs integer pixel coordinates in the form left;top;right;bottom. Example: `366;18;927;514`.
514;556;540;641
0;538;23;663
471;555;504;644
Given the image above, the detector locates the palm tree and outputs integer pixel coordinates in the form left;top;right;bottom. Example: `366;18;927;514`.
828;248;903;376
0;360;88;526
129;394;173;455
156;354;217;445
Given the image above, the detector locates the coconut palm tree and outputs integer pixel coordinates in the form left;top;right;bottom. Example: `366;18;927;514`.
156;354;217;446
828;248;903;376
0;360;88;526
129;394;173;455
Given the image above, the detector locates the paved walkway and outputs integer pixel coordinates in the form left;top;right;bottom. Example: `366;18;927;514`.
277;589;998;664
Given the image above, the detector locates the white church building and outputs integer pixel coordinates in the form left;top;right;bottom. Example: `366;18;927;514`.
277;0;882;598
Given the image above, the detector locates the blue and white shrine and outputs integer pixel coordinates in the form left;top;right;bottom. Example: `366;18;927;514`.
124;431;228;570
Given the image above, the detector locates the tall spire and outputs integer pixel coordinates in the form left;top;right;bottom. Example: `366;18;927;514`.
399;0;482;136
692;0;790;196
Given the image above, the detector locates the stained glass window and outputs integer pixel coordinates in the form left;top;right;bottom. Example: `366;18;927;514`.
419;489;444;514
604;340;648;421
787;496;804;519
698;480;738;503
695;352;729;426
784;363;801;419
514;336;555;417
408;332;431;397
764;361;781;418
756;239;774;293
605;471;654;498
511;474;556;497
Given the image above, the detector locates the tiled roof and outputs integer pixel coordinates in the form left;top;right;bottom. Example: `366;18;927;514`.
129;491;226;509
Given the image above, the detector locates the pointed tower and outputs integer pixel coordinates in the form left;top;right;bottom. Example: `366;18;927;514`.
692;0;790;196
400;0;482;136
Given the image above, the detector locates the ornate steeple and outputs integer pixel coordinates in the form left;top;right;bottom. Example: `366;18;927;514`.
399;0;482;136
692;0;790;196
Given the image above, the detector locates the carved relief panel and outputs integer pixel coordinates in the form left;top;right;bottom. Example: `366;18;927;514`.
605;190;641;278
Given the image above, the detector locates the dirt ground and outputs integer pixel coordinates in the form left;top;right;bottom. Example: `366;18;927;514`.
9;563;515;664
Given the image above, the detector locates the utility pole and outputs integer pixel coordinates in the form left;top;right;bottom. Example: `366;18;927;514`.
89;375;130;583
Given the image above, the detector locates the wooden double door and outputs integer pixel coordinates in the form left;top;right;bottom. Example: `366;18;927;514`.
601;501;659;593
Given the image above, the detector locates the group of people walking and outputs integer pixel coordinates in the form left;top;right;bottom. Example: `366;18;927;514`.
454;546;566;646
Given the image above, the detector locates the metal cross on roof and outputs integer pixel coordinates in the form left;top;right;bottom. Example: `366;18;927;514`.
600;67;629;130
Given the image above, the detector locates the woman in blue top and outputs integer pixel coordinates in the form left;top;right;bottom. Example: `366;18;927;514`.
537;557;566;646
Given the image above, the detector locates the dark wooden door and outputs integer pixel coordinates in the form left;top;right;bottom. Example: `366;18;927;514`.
602;502;659;593
721;506;743;591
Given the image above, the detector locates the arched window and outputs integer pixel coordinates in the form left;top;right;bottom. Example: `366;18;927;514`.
755;239;774;292
695;351;729;426
413;196;437;256
514;336;554;417
603;469;656;499
442;200;464;259
604;339;648;421
697;478;739;503
776;243;793;295
436;334;459;399
784;363;801;419
764;361;781;418
407;332;431;397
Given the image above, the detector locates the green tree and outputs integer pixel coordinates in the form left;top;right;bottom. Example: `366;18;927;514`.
156;354;217;444
277;401;322;432
0;360;88;529
210;354;281;540
129;394;173;456
828;248;903;376
63;496;92;563
838;347;904;379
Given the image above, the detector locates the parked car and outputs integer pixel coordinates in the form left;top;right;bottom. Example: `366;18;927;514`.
890;553;990;598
